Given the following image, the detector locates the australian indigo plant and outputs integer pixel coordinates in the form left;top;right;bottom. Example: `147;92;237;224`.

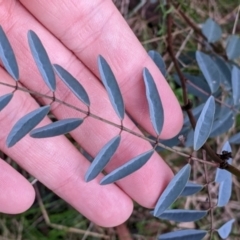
0;15;239;239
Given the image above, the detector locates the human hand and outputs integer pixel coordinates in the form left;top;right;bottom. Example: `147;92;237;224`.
0;0;183;227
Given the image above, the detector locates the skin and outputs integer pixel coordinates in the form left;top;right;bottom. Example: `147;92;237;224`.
0;0;183;227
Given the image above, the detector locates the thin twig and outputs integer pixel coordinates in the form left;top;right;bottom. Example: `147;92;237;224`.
232;5;240;35
1;80;239;172
34;185;110;239
186;80;240;114
202;150;214;239
218;6;240;25
174;4;227;59
128;0;146;18
165;2;240;177
166;4;188;106
0;81;215;167
115;223;133;240
30;178;38;185
167;28;193;73
141;27;191;45
81;222;94;240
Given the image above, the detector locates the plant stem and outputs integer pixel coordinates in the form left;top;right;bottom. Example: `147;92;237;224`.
165;2;240;178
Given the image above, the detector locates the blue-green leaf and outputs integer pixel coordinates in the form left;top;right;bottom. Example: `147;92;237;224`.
180;182;203;197
229;132;240;144
215;141;232;183
184;103;204;126
53;64;90;106
28;30;56;91
178;51;195;66
216;141;232;207
0;26;19;81
184;74;211;100
157;126;191;151
0;93;13;111
213;56;231;89
6;105;50;147
214;101;224;120
185;129;194;148
217;178;232;207
193;96;215;150
154;164;191;216
217;219;235;239
226;35;240;60
156;209;207;222
158;229;207;240
196;51;220;93
174;74;210;101
30;118;83;138
143;68;164;135
98;55;125;120
85;135;121;182
100;150;154;185
148;50;166;77
210;110;233;137
231;66;240;106
202;18;222;43
157;127;187;151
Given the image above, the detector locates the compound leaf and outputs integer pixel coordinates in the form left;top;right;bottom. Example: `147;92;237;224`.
53;64;90;106
100;150;154;185
6;105;50;147
194;96;215;150
156;209;207;222
143;68;164;135
226;35;240;60
154;164;191;217
28;30;56;91
217;219;235;239
85;135;121;182
180;182;203;197
98;55;125;120
196;51;220;93
30;118;83;138
202;18;222;43
0;26;19;81
231;66;240;106
148;50;166;77
158;229;207;240
0;93;13;111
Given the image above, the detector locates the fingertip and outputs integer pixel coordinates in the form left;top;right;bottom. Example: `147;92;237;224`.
92;195;133;227
0;160;35;214
113;151;174;210
162;100;184;139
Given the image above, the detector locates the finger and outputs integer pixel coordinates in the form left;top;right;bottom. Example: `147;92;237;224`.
0;157;35;213
0;66;133;227
20;0;183;138
0;0;172;213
